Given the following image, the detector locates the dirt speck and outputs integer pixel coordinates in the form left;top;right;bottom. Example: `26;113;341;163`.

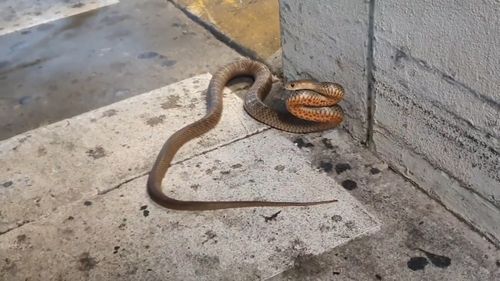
146;115;166;126
274;165;285;171
86;146;106;159
37;146;47;157
101;109;117;117
78;252;98;271
161;95;181;109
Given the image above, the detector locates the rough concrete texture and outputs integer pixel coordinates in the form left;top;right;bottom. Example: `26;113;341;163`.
373;0;500;244
170;0;281;60
0;0;118;36
0;0;240;140
280;0;370;140
268;130;500;281
0;74;380;280
280;0;500;245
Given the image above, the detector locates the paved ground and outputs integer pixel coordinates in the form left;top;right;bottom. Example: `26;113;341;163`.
1;75;498;280
0;0;240;140
0;0;499;280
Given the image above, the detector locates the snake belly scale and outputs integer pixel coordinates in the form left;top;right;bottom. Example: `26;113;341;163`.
147;59;344;211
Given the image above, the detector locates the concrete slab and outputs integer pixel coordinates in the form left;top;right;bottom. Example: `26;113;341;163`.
0;0;241;140
0;73;266;234
0;74;379;280
0;0;119;36
265;130;500;281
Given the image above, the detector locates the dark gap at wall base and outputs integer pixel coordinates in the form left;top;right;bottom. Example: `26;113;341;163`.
365;0;376;148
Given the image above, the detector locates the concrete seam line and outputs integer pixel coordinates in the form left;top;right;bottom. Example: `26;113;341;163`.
365;0;376;148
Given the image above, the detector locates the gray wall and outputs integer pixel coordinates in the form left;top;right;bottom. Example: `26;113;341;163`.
280;0;500;245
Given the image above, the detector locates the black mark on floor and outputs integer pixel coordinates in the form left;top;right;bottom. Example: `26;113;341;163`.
86;146;106;159
335;163;351;174
2;181;13;188
140;205;150;217
263;211;281;222
78;252;98;271
231;163;242;169
274;165;285;171
202;230;217;245
319;161;333;173
407;256;429;271
83;201;92;206
294;137;314;148
113;246;120;254
321;138;334;149
370;167;381;174
418;249;451;268
341;179;357;190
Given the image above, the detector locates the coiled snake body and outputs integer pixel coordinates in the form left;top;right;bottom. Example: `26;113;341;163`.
147;59;344;211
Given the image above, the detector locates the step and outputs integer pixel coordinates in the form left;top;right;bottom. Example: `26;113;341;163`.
0;74;379;280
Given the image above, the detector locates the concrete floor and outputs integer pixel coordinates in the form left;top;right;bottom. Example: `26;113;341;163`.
0;0;240;140
0;0;499;280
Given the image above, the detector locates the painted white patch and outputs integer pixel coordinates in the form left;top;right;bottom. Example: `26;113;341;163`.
0;0;119;36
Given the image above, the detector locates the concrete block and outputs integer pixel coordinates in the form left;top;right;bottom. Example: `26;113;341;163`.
0;74;266;234
280;0;371;140
0;74;379;280
0;0;119;36
372;3;500;243
373;40;500;241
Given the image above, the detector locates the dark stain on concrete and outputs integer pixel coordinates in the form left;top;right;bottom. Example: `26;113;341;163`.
78;252;98;271
137;51;159;59
370;167;381;174
407;256;429;271
37;146;47;157
418;249;451;268
143;210;150;217
319;161;333;173
100;14;132;26
161;59;177;67
1;258;17;275
86;146;106;159
341;179;357;190
231;163;242;169
146;115;166;126
331;214;342;222
2;181;13;188
113;246;120;254
16;234;27;243
335;163;351;174
161;95;181;109
263;210;281;222
101;109;117;117
201;230;217;245
294;137;314;148
190;184;200;190
321;138;334;149
140;205;148;210
274;165;285;171
83;201;92;206
375;274;382;280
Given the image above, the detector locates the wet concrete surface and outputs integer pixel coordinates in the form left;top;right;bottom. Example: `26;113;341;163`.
0;0;240;140
170;0;281;59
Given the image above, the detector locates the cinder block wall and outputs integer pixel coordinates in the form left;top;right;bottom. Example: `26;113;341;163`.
280;0;500;245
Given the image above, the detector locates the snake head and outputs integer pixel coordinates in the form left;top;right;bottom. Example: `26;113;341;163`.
284;79;317;91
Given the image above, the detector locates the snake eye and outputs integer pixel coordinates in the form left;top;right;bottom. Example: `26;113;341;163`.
290;83;295;88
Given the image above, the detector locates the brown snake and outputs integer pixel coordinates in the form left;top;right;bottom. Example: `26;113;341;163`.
147;59;344;211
